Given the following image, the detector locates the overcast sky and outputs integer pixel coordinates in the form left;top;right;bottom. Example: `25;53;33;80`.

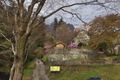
24;0;120;27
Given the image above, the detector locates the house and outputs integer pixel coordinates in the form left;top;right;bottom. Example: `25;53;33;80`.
54;41;66;48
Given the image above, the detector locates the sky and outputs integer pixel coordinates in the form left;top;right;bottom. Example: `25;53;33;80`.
43;0;120;27
25;0;120;27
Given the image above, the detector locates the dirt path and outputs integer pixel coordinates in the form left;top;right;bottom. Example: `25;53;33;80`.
32;59;50;80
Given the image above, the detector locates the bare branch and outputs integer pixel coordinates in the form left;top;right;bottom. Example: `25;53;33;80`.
97;1;120;14
44;0;98;19
0;44;9;49
17;0;25;5
61;9;87;24
2;0;13;26
21;0;25;4
27;0;37;21
31;17;45;29
24;37;37;63
28;0;46;23
12;29;17;55
0;30;16;55
9;63;15;80
14;14;18;27
17;0;20;4
26;0;46;34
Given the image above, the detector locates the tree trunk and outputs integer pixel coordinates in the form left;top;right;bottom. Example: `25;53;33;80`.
12;57;24;80
9;54;24;80
9;35;28;80
9;63;15;80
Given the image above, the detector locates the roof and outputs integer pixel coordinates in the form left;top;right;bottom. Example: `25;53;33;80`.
56;41;65;45
54;41;66;47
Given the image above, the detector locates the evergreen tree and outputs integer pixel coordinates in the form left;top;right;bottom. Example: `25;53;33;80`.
53;18;58;32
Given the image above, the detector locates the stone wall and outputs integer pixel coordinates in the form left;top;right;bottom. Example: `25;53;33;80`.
45;59;120;66
45;48;99;61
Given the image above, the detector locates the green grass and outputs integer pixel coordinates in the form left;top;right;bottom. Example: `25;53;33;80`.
23;56;120;80
23;69;32;77
48;65;120;80
101;56;120;59
23;60;35;77
69;56;120;61
69;58;90;61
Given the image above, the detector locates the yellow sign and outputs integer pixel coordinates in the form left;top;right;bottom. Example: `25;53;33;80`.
50;66;60;72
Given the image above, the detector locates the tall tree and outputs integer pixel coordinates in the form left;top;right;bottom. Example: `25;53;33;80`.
55;19;75;45
0;0;15;75
53;18;58;32
0;0;119;80
88;14;120;53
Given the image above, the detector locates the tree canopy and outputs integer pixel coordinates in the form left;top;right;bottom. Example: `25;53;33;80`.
55;19;75;45
88;14;120;53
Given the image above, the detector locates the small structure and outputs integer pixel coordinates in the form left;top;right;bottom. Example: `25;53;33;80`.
44;45;53;52
54;41;66;48
50;66;60;73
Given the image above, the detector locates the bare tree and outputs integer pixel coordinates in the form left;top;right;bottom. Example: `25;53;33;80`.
55;20;75;45
0;0;119;80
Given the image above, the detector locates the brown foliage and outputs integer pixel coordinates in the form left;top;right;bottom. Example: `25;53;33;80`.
55;21;75;45
88;14;120;50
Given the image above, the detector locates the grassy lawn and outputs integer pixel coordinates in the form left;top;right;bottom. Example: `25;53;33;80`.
48;65;120;80
23;56;120;80
23;60;35;80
